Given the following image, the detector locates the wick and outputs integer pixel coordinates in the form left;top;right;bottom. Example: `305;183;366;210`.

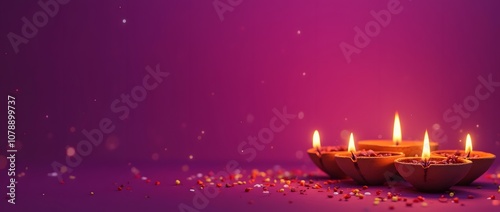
395;141;399;146
316;147;322;157
316;147;325;169
422;158;430;168
466;151;471;159
350;151;356;161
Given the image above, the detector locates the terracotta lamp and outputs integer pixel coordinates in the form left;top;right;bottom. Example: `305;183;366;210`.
395;131;472;192
358;112;438;157
335;133;405;185
307;130;348;179
431;134;495;185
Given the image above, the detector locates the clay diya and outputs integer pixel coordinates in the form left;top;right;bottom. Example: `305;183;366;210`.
358;112;438;157
335;133;405;185
307;130;348;179
431;134;496;185
395;131;472;192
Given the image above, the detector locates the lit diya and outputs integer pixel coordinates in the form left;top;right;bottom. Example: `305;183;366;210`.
335;133;405;185
307;130;348;179
431;133;496;185
358;112;439;157
395;131;472;192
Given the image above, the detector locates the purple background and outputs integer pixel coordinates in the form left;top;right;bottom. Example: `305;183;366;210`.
1;0;500;210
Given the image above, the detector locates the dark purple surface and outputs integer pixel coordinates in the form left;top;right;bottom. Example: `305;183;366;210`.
3;163;500;211
1;0;500;211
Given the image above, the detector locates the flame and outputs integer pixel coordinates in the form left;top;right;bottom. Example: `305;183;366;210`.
465;134;472;157
348;133;356;153
421;130;430;162
393;112;402;145
313;130;321;149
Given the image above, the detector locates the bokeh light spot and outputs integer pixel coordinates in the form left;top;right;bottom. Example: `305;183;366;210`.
66;147;76;157
151;153;159;161
60;166;68;174
105;135;120;151
131;167;140;175
182;165;189;172
298;111;304;120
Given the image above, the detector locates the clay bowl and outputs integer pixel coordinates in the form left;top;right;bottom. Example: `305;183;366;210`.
357;140;439;157
394;157;472;192
431;150;496;185
334;151;405;185
307;148;348;179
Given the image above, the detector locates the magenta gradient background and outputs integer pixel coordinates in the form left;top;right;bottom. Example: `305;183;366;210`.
1;0;500;182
